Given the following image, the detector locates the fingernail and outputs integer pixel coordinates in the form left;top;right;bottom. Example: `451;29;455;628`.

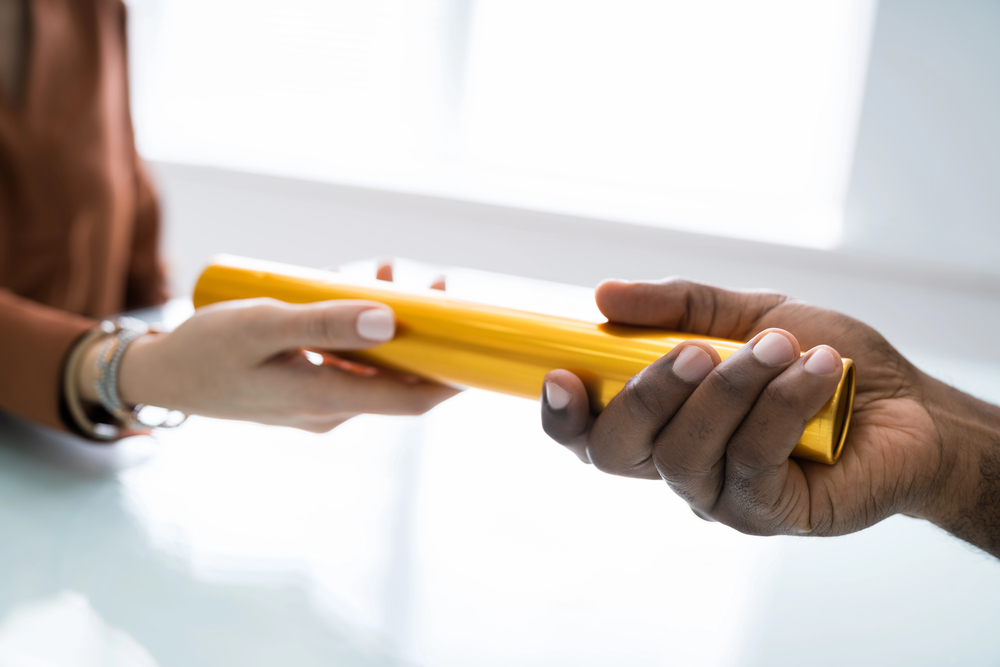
545;382;571;410
753;332;794;366
672;345;714;383
356;309;395;341
804;348;839;375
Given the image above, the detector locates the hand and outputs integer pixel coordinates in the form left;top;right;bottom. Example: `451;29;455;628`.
79;260;457;433
541;278;1000;550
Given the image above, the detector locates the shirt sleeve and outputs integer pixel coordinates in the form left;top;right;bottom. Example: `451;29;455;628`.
0;287;95;430
124;156;169;311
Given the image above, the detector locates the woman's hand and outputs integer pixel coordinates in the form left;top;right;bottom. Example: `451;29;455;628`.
98;299;455;432
541;278;1000;554
78;261;457;433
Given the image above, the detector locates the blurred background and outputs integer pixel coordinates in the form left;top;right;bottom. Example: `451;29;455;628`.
122;0;1000;290
3;1;1000;665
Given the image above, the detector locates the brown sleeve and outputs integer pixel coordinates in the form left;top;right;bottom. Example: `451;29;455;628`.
124;156;169;310
0;287;95;430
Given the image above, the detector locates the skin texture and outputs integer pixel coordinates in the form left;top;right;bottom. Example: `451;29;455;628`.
541;278;1000;556
77;263;457;433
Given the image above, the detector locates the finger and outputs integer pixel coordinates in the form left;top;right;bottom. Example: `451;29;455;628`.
377;260;446;291
595;278;787;341
377;259;394;282
652;329;801;510
295;367;460;417
541;370;594;463
716;345;844;533
315;350;425;384
244;299;397;356
585;341;719;479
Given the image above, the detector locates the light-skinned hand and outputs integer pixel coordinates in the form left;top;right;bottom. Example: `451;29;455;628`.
78;260;457;433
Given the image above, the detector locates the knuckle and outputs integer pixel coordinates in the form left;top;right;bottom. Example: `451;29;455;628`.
230;303;281;350
650;437;687;479
241;297;282;320
306;310;342;346
683;283;715;332
691;507;716;523
726;446;776;478
588;451;615;473
662;478;704;508
710;364;751;402
662;276;696;292
726;456;778;490
232;299;286;344
761;379;806;415
588;446;625;475
620;373;671;423
653;446;720;505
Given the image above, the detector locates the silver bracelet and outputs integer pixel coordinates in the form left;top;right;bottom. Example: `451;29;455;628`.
93;317;187;431
95;317;149;415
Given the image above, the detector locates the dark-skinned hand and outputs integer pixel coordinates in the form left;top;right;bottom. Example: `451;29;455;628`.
541;278;1000;555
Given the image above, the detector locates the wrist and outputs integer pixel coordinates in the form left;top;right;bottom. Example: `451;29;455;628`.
77;335;105;404
117;332;164;409
912;373;1000;553
76;330;161;407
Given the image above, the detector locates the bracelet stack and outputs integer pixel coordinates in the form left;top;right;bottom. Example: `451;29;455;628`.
63;318;186;440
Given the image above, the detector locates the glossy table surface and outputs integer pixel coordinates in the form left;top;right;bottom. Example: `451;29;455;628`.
1;267;999;667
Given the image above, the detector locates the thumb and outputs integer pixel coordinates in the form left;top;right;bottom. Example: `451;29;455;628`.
244;299;397;356
595;278;787;341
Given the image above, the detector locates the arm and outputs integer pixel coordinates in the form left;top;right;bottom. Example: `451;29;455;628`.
916;376;1000;555
1;273;456;437
540;278;1000;557
0;288;94;429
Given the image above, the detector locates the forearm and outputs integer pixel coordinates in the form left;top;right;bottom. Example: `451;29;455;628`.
0;289;95;430
915;374;1000;557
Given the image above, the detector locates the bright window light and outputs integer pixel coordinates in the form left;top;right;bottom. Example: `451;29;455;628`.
127;0;875;248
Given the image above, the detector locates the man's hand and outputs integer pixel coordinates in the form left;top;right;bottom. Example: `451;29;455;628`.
541;278;1000;554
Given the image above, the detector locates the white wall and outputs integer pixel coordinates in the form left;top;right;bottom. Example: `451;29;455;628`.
843;0;1000;275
